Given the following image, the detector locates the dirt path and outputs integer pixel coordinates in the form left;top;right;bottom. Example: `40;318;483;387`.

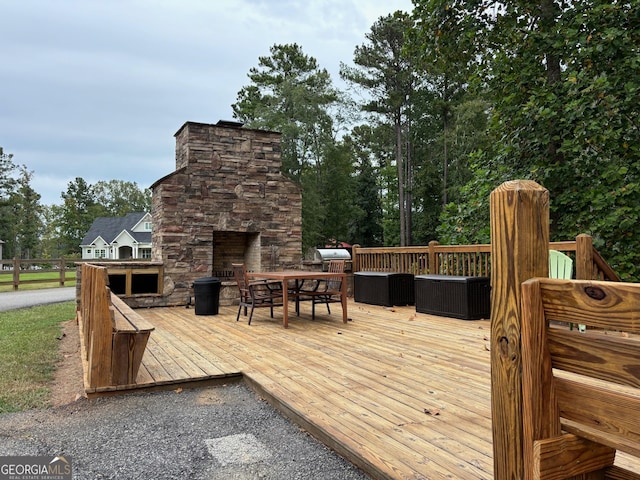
50;319;86;406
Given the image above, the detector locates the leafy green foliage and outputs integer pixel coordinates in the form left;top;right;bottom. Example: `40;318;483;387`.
233;43;340;181
420;0;640;280
344;127;384;247
13;167;43;259
53;177;100;256
0;147;18;258
92;180;151;217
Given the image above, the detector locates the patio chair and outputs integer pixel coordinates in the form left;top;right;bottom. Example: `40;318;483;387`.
297;260;345;320
549;250;584;331
232;263;283;325
549;249;573;280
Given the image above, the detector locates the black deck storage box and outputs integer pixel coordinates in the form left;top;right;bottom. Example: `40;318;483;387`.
354;272;415;307
415;275;490;320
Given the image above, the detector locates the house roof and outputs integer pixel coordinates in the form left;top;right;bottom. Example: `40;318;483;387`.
81;212;151;246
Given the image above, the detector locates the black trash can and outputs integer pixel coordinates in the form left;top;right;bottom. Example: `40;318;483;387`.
193;277;221;315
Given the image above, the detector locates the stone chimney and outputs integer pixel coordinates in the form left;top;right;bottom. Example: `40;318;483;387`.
150;121;302;306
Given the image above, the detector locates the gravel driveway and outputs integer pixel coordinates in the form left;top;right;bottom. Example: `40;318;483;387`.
0;382;369;479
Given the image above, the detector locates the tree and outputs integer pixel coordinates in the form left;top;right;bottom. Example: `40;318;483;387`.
12;167;43;259
317;142;356;246
232;43;348;253
341;12;418;246
232;43;340;181
54;177;100;256
344;126;384;247
405;1;491;243
426;0;640;280
92;180;151;216
39;205;64;259
0;147;19;258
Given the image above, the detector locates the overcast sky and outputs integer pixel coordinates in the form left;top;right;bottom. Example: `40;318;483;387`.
1;0;414;206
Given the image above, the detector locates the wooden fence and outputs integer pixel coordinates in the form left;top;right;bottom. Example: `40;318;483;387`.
352;235;620;282
0;257;77;290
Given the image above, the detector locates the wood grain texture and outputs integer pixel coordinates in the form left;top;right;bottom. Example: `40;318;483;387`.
490;180;550;480
521;277;640;479
77;296;640;479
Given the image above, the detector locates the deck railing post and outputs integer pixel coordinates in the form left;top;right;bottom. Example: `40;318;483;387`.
490;180;549;479
352;245;360;273
575;233;593;280
428;241;439;274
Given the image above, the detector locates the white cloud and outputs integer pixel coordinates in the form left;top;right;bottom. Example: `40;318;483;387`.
1;0;413;205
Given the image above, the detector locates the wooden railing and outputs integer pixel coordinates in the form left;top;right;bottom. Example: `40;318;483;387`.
352;234;620;281
0;257;77;290
78;263;154;390
489;180;637;479
521;278;640;480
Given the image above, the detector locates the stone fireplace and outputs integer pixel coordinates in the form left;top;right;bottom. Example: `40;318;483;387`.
149;120;302;306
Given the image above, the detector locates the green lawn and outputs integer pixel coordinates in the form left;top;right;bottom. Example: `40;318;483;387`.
0;271;76;293
0;301;76;413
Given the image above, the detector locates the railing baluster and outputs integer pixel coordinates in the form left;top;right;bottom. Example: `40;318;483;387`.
349;237;615;281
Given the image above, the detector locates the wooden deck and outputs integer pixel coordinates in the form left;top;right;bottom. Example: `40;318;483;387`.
84;299;495;479
81;298;640;478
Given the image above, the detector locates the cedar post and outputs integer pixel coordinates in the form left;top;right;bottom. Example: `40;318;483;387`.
575;233;593;280
351;244;360;273
13;258;19;291
428;240;438;274
490;180;549;479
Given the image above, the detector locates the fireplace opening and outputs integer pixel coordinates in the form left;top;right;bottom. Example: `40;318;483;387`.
212;231;261;280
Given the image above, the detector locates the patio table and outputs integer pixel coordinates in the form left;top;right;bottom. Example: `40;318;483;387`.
247;270;348;328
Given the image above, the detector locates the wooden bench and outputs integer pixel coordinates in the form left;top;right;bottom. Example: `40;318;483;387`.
79;263;154;389
107;292;154;385
521;278;640;480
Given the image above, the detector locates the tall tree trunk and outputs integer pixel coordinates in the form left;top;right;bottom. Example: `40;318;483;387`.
405;130;413;245
442;77;450;207
541;0;562;164
396;117;406;246
540;0;563;233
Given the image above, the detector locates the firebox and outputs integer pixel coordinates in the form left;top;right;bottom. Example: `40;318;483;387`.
212;231;260;280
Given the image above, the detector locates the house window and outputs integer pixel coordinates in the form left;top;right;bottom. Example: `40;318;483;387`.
144;222;152;231
94;249;106;259
140;248;151;259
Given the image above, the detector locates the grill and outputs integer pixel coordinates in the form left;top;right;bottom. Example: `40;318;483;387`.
313;248;351;271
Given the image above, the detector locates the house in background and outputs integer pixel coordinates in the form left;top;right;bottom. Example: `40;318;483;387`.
81;212;152;260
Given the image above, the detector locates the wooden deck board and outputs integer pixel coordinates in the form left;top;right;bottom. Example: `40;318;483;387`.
83;300;497;478
131;301;495;478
